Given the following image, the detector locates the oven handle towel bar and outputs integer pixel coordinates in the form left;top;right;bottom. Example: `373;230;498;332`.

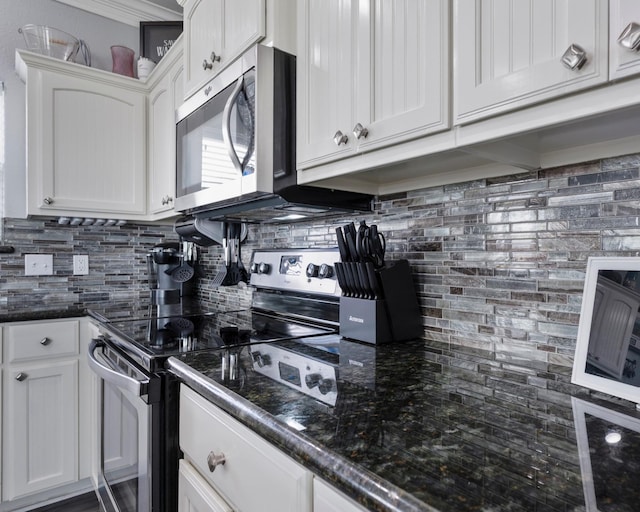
88;338;150;398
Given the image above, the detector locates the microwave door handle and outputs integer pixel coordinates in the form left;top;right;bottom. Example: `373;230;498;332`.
87;338;149;397
222;76;245;174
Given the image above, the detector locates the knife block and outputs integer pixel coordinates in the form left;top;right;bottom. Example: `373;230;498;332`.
339;259;422;344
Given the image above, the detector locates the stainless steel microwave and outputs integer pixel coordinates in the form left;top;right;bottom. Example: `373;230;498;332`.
175;45;372;223
175;45;294;214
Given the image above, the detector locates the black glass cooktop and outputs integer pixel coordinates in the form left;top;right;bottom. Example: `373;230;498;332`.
96;306;338;372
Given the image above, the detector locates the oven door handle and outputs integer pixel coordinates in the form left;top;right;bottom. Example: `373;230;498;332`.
87;338;149;397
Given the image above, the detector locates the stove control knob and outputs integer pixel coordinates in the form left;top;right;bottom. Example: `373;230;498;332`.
251;351;271;368
318;263;333;279
251;262;271;274
305;373;321;389
318;378;334;395
306;263;319;278
258;262;271;275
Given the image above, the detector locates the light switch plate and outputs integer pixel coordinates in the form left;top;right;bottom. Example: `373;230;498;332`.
25;254;53;276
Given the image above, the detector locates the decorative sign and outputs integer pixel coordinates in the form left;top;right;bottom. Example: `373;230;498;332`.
140;21;183;63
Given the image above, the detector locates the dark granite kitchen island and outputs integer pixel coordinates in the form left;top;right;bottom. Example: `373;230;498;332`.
168;338;640;512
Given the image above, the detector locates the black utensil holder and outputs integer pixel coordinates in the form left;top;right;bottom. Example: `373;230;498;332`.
339;259;422;344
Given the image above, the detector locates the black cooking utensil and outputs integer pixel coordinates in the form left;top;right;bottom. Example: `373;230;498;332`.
211;223;230;287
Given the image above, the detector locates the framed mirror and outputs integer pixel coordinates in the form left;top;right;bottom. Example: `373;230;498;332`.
572;397;640;511
572;257;640;404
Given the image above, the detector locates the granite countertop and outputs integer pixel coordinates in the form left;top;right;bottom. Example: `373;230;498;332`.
168;339;640;512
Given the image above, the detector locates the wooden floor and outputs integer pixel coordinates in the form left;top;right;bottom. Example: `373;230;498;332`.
31;492;101;512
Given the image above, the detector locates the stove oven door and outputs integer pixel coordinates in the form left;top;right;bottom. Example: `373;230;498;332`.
88;338;160;512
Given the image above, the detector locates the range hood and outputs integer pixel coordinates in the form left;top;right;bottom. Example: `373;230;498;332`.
188;185;373;224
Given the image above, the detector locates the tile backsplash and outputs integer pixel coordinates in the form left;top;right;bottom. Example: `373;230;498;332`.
4;153;640;398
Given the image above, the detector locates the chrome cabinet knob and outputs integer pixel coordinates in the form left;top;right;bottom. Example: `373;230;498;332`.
353;123;369;140
333;130;348;146
207;451;226;472
202;51;221;70
561;44;587;70
161;195;173;206
43;197;53;205
618;22;640;51
15;372;27;382
40;337;51;346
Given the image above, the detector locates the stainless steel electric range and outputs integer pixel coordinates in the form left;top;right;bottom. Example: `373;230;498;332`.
87;248;347;512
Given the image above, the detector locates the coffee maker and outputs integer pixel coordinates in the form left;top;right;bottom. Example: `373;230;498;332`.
147;242;197;311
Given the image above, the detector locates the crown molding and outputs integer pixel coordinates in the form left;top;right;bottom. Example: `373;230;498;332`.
55;0;182;27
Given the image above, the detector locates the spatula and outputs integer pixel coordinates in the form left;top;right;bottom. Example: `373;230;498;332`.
211;223;230;288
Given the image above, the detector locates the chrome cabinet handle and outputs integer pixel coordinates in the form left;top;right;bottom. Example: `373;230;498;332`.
40;337;51;346
161;195;173;205
43;197;53;205
353;123;369;140
561;44;587;70
207;451;226;472
15;372;27;382
333;130;348;146
202;51;221;70
618;22;640;51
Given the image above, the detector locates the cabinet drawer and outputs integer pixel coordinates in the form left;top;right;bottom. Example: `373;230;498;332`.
179;385;312;512
5;320;80;363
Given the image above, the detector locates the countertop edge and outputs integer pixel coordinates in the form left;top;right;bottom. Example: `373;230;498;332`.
167;356;437;512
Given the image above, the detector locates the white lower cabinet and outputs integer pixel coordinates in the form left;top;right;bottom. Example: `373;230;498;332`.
178;459;233;512
179;385;312;512
313;478;366;512
0;317;93;510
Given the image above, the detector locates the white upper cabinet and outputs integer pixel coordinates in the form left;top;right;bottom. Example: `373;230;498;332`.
21;58;147;217
453;0;609;125
181;0;265;99
147;38;184;217
610;0;640;80
297;0;450;170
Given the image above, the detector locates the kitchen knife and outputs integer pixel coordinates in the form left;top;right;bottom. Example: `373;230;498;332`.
365;261;384;300
356;262;373;299
344;223;359;262
335;227;350;262
334;263;349;296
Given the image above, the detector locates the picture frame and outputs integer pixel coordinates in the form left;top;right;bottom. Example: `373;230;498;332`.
571;256;640;405
140;21;183;64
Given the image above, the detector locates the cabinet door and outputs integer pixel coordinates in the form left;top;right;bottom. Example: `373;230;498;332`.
28;70;146;215
313;478;366;512
178;460;232;512
454;0;608;125
148;58;184;216
183;0;223;98
183;0;265;99
587;281;638;378
357;0;450;153
180;385;312;512
297;0;361;168
610;0;640;79
3;360;78;501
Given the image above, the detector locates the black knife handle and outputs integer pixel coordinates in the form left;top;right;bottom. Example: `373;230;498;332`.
335;227;350;262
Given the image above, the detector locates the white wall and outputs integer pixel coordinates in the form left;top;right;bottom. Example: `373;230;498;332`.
0;0;139;217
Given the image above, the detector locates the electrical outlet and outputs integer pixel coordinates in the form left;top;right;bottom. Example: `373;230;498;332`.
25;254;53;276
73;254;89;275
